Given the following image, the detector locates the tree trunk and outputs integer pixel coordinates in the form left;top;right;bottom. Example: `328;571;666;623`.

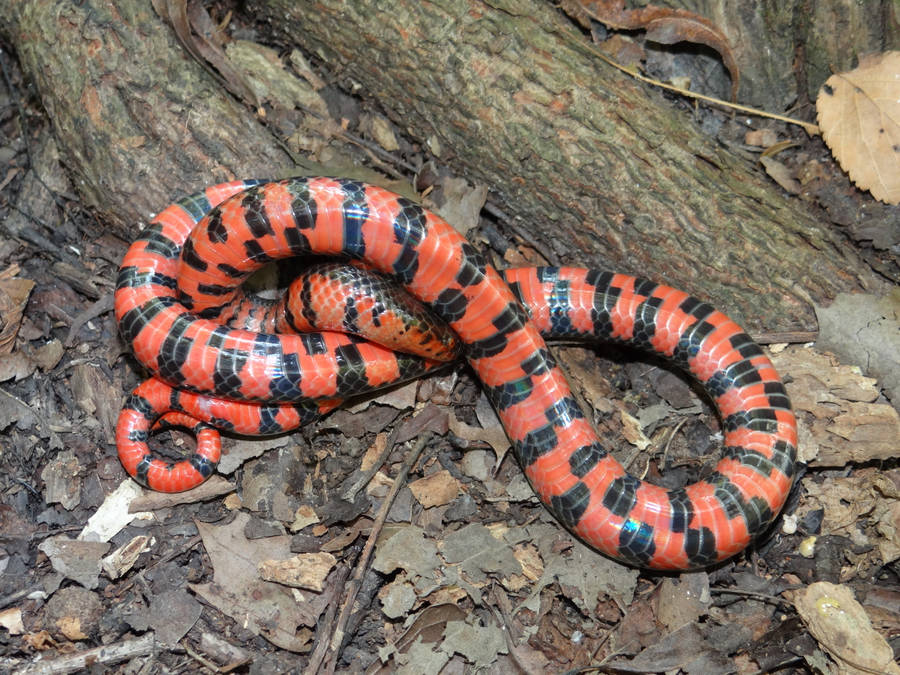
249;0;888;333
4;0;887;333
5;0;294;229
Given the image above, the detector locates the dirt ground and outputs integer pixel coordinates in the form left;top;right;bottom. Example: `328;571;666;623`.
0;4;899;674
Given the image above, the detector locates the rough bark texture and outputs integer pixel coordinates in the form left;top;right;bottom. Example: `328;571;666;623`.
3;0;889;333
247;0;885;333
6;0;294;230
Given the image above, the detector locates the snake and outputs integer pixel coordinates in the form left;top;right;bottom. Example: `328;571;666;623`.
114;177;797;570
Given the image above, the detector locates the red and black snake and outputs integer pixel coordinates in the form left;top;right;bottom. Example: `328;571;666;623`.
115;177;797;570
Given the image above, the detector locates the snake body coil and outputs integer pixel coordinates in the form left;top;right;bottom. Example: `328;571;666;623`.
115;178;797;570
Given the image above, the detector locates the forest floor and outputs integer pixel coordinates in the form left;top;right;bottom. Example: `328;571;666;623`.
0;13;899;675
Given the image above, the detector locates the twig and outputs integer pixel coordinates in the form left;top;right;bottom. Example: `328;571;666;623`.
15;633;157;674
0;584;45;610
573;40;820;135
661;417;688;471
64;294;115;346
181;636;250;673
749;330;818;345
340;420;407;502
488;585;542;675
302;564;350;675
710;586;796;608
312;433;432;674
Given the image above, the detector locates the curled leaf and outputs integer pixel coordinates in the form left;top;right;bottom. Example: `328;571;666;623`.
565;0;739;100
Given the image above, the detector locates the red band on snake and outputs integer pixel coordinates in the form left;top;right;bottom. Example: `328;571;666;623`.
115;178;797;570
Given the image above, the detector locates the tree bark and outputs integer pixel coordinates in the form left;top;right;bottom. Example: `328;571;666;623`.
4;0;887;334
5;0;293;229
248;0;887;332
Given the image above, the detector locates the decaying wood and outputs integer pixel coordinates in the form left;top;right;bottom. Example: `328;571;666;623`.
3;0;888;333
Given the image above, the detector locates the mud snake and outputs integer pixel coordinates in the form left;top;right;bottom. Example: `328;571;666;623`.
115;177;797;570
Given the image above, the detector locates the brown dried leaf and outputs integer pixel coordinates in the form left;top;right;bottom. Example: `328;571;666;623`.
760;156;801;194
799;469;900;564
817;51;900;204
656;573;709;632
0;271;35;355
793;582;900;675
617;404;651;450
189;512;331;652
408;469;460;508
596;34;646;70
571;0;739;100
257;551;336;591
37;537;110;589
0;608;24;635
0;351;36;383
448;413;511;464
770;347;899;466
745;128;778;147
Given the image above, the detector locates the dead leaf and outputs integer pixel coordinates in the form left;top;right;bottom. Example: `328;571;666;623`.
359;113;400;152
507;522;638;615
373;603;467;674
373;525;440;592
793;582;900;675
596;34;646;70
448;412;511;465
378;576;417;619
147;590;202;647
440;618;508;670
22;630;57;651
189;512;333;652
745;129;778;147
38;537;110;589
409;470;460;508
32;338;64;371
320;517;372;552
426;176;489;237
41;449;82;510
556;348;615;415
760;156;801;194
799;469;900;564
0;271;35;355
566;0;739;100
394;603;467;652
511;542;543;584
0;608;24;635
82;481;154;541
604;622;736;673
290;504;319;532
618;404;651;450
656;572;709;631
258;551;336;591
0;351;36;383
817;51;900;204
440;523;522;585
